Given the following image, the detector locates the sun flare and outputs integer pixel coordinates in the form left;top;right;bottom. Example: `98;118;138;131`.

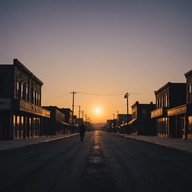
95;108;101;114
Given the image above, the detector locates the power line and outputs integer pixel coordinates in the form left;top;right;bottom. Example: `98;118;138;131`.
77;92;124;96
43;91;154;100
77;91;153;96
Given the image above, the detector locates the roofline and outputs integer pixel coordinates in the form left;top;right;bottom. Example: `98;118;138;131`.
13;59;43;85
155;82;186;95
185;70;192;78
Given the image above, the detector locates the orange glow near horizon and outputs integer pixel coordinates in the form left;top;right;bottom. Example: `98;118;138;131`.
1;0;191;124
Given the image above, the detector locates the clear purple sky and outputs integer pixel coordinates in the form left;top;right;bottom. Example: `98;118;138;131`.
0;0;191;123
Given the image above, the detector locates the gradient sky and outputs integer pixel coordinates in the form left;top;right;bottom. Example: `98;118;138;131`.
0;0;192;123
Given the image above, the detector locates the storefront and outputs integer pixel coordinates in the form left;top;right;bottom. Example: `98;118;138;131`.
0;99;50;140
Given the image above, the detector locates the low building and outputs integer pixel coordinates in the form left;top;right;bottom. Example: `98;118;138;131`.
185;70;192;139
42;106;69;136
166;70;192;139
59;108;77;133
0;59;50;140
151;82;186;138
117;114;132;133
129;101;155;135
106;119;117;132
117;114;132;126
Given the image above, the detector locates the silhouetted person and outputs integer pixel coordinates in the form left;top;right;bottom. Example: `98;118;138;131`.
79;123;86;142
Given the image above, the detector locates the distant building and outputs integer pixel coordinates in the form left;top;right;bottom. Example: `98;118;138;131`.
129;101;155;135
42;106;68;136
117;114;132;133
76;118;84;126
59;108;78;133
106;119;117;132
0;59;50;140
151;82;186;138
117;114;132;126
59;108;73;124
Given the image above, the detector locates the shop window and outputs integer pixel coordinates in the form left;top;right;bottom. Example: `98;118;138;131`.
20;116;24;138
13;115;17;139
29;117;32;137
17;116;21;138
188;116;192;134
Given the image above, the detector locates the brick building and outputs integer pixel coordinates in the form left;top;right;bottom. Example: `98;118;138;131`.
42;106;68;136
151;82;186;138
166;70;192;139
0;59;50;140
129;101;155;135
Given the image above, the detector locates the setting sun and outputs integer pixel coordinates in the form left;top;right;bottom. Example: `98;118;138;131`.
95;108;101;114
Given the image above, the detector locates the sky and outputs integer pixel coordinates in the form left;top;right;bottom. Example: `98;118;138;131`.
0;0;192;124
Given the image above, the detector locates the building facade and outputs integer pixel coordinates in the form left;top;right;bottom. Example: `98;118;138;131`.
129;101;155;135
117;114;132;133
151;82;186;138
185;70;192;139
0;59;50;140
166;70;192;139
59;108;77;133
42;106;68;136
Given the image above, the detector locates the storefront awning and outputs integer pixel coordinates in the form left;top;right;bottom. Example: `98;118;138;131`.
128;118;137;125
167;104;187;116
14;99;50;118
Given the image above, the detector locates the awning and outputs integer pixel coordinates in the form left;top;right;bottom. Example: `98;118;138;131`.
14;99;50;118
128;118;137;125
57;120;71;126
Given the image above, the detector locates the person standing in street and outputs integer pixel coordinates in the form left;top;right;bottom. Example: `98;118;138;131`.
79;123;86;142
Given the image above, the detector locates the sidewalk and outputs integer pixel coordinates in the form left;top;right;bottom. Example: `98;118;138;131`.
122;134;192;153
0;134;78;152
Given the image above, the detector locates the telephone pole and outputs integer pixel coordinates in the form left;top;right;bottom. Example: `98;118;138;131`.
78;105;81;118
124;92;129;123
70;91;77;124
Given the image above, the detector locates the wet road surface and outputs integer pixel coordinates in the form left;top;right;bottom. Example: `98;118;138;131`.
1;131;192;192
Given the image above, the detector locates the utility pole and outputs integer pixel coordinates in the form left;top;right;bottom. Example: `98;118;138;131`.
124;92;129;122
70;91;77;124
78;105;81;118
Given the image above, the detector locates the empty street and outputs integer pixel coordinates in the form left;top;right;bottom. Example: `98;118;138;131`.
1;131;192;192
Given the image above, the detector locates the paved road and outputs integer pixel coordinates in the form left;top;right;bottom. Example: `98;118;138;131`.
1;131;192;192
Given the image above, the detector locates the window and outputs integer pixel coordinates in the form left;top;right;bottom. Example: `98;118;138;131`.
33;90;36;104
189;84;192;102
189;84;192;93
16;81;20;98
21;83;24;99
36;92;38;105
37;93;41;106
26;84;29;101
39;93;41;106
164;94;168;107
